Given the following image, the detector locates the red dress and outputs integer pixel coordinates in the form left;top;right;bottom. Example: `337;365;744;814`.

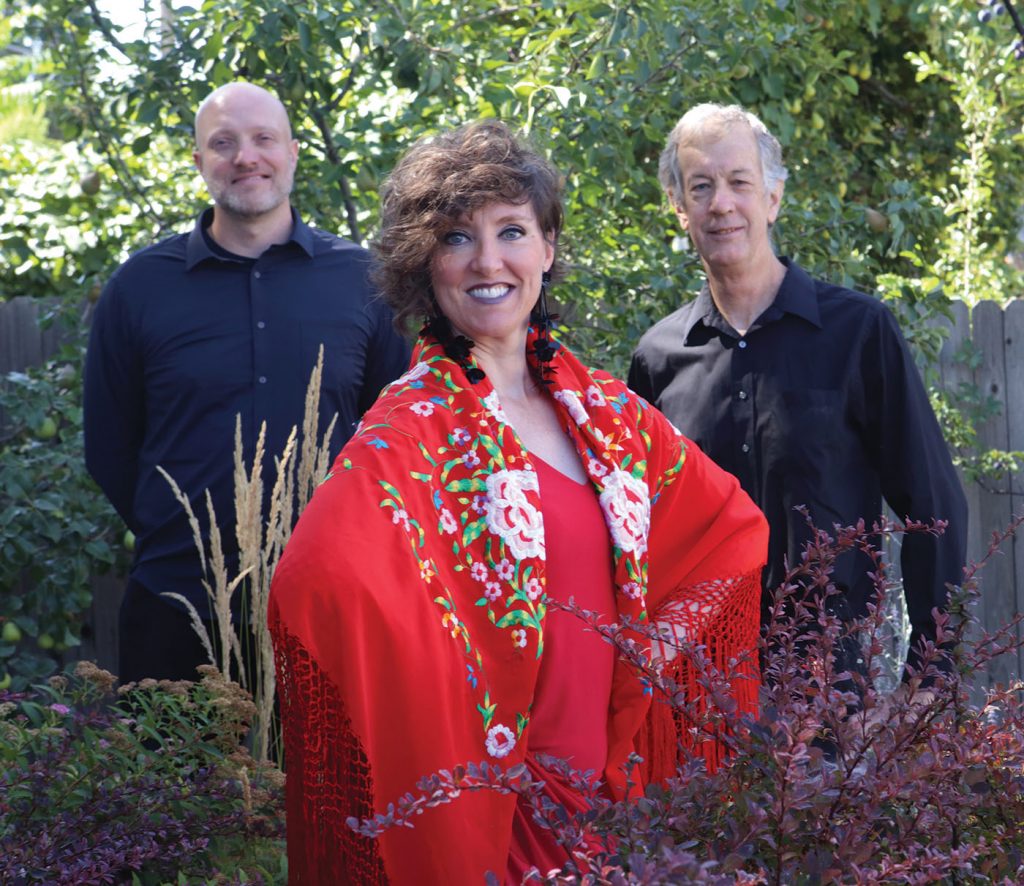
506;456;617;882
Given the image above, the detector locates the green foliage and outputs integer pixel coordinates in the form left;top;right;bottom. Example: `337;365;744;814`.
15;0;1022;372
0;662;285;883
0;342;129;689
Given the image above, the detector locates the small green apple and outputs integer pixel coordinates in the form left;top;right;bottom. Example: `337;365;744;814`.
1;621;22;644
0;672;11;690
35;416;58;440
123;529;136;552
37;633;55;650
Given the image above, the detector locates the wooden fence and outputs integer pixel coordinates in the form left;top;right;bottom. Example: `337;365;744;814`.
2;295;1023;689
936;300;1024;691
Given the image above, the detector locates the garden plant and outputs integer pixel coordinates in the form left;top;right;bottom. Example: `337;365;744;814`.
351;516;1024;884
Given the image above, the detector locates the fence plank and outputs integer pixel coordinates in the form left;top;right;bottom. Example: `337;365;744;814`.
936;301;990;700
0;297;44;372
74;574;123;677
970;301;1018;689
1004;300;1024;683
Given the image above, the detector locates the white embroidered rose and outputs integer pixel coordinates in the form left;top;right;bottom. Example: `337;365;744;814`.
483;391;509;425
395;361;430;386
439;508;458;534
484;470;544;560
552;389;588;426
622;580;643;600
585;384;606;406
485;723;516;758
599;469;651;556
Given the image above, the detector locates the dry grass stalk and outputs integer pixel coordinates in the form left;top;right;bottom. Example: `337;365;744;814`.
157;353;336;763
251;427;296;761
296;347;324;509
156;465;208;579
203;489;243;682
159;591;216;668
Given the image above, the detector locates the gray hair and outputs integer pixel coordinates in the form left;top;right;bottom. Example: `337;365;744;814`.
658;103;788;204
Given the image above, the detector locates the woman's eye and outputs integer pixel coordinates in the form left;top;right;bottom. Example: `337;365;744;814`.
442;230;469;246
500;226;525;239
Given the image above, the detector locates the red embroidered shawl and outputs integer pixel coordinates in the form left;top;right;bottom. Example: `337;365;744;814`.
269;330;767;885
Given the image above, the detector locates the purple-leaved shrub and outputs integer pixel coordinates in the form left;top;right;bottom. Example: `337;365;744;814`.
0;662;285;885
350;515;1024;885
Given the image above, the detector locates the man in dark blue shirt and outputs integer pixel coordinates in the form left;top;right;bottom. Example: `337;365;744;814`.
84;82;410;683
629;103;967;682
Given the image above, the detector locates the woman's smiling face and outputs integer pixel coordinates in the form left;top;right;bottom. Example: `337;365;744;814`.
430;200;555;353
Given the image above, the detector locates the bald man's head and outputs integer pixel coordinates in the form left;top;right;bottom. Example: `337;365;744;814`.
192;81;298;221
194;81;292;145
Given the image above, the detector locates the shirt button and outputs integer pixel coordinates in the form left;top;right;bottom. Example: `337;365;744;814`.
738;390;748;400
741;443;750;453
258;376;267;384
738;340;748;349
254;270;262;279
257;321;266;329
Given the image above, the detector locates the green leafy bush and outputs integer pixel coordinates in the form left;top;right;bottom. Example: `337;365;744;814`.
0;341;129;689
0;662;285;884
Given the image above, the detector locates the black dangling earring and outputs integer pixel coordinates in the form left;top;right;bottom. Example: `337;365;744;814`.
530;270;560;385
425;306;485;384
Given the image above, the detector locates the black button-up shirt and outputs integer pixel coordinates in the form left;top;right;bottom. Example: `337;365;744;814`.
84;209;411;609
628;259;967;670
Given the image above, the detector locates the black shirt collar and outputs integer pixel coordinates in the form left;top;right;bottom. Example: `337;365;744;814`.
185;206;315;270
683;257;822;344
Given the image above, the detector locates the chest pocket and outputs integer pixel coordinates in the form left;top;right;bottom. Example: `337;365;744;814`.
763;389;843;481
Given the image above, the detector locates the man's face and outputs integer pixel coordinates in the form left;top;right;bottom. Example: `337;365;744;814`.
671;123;782;275
193;87;298;219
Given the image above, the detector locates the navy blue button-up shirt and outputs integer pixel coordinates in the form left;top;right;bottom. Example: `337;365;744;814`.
629;259;967;672
84;209;411;609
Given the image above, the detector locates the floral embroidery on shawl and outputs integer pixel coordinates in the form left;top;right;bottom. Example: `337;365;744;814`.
331;329;685;754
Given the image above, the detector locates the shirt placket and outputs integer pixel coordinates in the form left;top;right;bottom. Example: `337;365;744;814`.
731;336;757;492
251;259;271;432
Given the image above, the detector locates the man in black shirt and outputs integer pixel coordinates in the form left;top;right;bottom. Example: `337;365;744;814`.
628;103;966;681
84;82;410;683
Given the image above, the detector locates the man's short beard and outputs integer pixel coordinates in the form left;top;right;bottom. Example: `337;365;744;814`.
209;174;294;219
214;188;289;218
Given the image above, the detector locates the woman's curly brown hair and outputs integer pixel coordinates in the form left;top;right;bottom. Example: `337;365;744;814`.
372;119;565;334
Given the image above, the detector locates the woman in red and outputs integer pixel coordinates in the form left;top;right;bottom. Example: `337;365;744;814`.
269;120;767;884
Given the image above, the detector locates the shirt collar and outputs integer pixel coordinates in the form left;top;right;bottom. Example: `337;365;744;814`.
682;256;822;344
764;258;822;329
185;206;314;270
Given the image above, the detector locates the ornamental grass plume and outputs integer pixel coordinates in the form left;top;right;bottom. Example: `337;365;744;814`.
350;514;1024;884
156;347;333;764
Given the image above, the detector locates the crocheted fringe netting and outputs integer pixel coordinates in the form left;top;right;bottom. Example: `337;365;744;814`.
637;567;762;783
272;612;387;885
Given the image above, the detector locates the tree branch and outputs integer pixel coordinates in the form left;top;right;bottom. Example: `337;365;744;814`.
310;105;361;244
84;0;129;57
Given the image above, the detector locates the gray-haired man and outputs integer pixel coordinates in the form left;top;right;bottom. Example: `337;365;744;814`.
629;103;966;682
